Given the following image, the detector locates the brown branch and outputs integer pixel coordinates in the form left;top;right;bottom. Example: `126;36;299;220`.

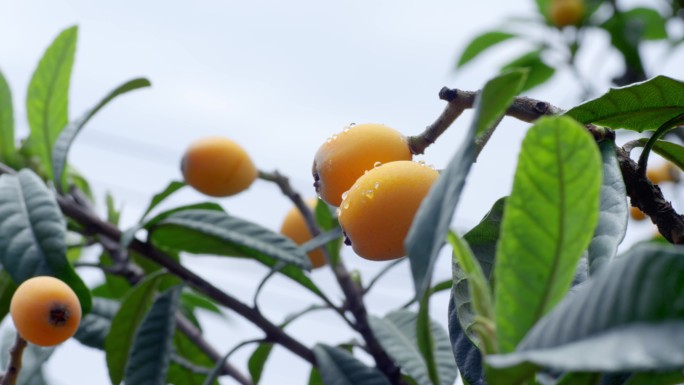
413;86;684;244
1;335;27;385
259;170;405;385
53;192;316;365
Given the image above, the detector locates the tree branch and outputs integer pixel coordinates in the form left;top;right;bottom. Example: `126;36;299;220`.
412;86;684;244
1;335;27;385
259;170;405;384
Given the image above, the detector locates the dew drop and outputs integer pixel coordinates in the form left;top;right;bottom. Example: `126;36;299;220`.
364;189;374;199
343;126;351;133
343;201;350;209
332;135;338;140
374;181;380;189
373;161;382;168
326;137;332;143
418;160;426;166
341;191;349;200
336;208;342;216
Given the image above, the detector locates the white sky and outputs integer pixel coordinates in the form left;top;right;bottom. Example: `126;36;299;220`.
1;1;683;384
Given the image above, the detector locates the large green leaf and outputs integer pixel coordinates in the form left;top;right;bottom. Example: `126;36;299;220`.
124;286;180;385
313;344;391;385
495;116;601;353
500;50;554;92
149;209;325;298
452;198;505;345
587;140;628;275
149;209;310;269
0;69;15;166
487;243;684;375
74;297;119;350
448;292;484;385
406;71;525;300
0;169;91;312
52;78;150;191
456;31;516;68
23;26;78;179
369;310;457;385
105;271;168;385
448;231;494;349
564;76;684;132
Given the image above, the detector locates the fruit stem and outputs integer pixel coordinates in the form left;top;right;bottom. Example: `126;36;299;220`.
1;334;27;385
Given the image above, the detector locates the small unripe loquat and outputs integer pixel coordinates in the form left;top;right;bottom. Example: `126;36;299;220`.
338;160;438;261
630;206;647;221
646;162;680;185
550;0;585;27
313;123;413;207
10;276;82;347
280;198;327;269
181;137;258;197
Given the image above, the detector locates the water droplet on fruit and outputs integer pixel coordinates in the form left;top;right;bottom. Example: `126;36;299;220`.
341;191;349;200
326;137;332;143
342;126;351;133
332;135;338;140
373;161;382;168
418;160;426;166
343;200;350;209
364;189;374;199
374;182;380;189
336;208;342;216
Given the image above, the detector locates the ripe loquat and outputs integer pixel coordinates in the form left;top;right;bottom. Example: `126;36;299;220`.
181;136;257;197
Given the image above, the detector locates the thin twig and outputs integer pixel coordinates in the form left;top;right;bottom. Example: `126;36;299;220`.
1;335;27;385
259;170;405;385
414;87;684;244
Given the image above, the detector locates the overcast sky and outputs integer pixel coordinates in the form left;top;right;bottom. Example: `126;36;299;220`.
1;1;683;384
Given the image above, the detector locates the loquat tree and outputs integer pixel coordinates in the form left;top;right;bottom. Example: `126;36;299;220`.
0;0;684;384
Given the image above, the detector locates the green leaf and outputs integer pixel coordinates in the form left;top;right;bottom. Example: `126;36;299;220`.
74;297;119;350
0;69;15;166
487;243;684;374
140;180;185;221
457;31;516;68
565;76;684;132
449;199;504;350
0;270;17;324
588;140;628;275
495;116;601;353
142;202;225;230
314;199;341;266
124;286;181;385
308;367;324;385
624;372;684;385
169;331;216;385
406;71;523;300
313;344;391;385
105;271;167;385
634;139;684;172
23;26;78;179
150;209;309;268
448;231;494;350
621;8;668;40
448;292;483;385
0;169;91;313
416;295;439;385
149;210;326;298
369;310;457;385
52;78;150;191
180;290;222;316
500;50;555;92
474;69;527;140
248;343;274;384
